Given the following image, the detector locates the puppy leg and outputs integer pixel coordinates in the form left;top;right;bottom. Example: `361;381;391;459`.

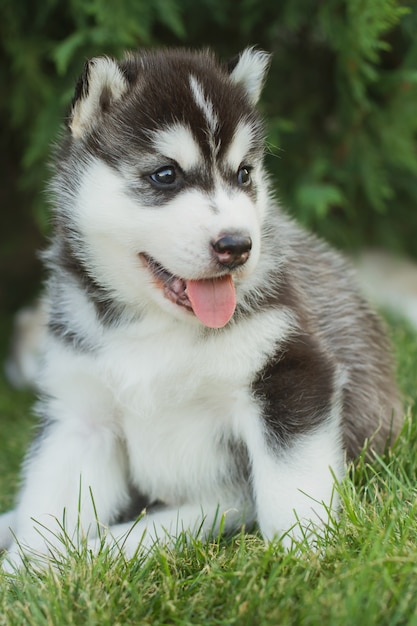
88;500;251;560
246;416;344;548
244;332;347;548
3;416;129;572
0;511;17;551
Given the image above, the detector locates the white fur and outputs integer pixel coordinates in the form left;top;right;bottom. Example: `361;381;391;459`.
230;48;271;105
240;398;344;547
189;75;219;136
356;249;417;330
5;300;48;389
150;124;203;171
70;57;128;139
73;159;264;316
0;48;348;571
225;120;260;171
2;306;302;570
1;170;343;571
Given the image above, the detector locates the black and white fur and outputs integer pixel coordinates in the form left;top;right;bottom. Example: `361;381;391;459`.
0;48;402;571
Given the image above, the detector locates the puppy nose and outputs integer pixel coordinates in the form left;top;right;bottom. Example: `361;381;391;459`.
212;234;252;268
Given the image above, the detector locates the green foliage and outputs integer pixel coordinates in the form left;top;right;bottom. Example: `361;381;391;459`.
0;0;185;228
1;0;416;255
261;0;417;253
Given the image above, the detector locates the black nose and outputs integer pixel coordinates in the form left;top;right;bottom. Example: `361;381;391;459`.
212;234;252;268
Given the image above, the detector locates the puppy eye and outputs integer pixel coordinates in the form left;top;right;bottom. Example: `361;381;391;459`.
150;166;177;186
237;166;251;186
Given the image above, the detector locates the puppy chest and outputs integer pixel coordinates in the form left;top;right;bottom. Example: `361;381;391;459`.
120;387;246;503
100;323;265;501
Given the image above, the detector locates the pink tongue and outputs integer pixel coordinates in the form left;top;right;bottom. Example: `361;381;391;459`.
186;275;236;328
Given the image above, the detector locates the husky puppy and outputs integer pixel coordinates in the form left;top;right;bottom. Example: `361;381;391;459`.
0;48;402;570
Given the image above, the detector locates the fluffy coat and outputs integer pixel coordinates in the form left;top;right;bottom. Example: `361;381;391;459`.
0;48;402;570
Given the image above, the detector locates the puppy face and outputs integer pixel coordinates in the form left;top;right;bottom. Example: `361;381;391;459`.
57;49;271;327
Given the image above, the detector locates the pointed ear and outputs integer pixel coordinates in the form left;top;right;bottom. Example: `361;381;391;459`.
69;57;129;139
228;48;271;105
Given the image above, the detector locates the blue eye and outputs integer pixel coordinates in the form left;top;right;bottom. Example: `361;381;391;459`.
237;166;251;186
150;166;177;186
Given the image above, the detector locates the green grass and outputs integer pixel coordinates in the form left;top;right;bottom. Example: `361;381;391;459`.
0;316;416;626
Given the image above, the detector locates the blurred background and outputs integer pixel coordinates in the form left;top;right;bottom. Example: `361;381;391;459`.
1;0;417;315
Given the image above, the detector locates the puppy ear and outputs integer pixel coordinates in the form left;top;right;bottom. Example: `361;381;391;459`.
69;57;129;139
228;48;271;105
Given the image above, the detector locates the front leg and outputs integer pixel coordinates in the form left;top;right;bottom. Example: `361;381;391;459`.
3;401;129;571
248;419;344;548
247;333;345;548
89;499;251;560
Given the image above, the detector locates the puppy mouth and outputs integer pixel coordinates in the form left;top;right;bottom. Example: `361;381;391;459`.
139;253;193;311
139;253;236;328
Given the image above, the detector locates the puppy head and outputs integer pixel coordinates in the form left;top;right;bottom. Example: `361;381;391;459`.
56;48;272;327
